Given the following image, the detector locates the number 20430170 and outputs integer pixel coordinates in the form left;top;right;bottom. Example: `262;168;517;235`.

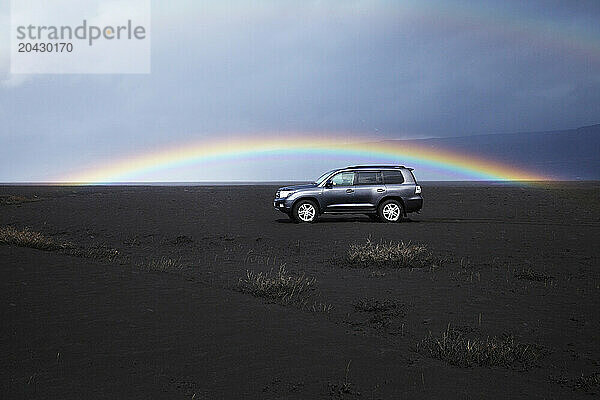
18;42;73;52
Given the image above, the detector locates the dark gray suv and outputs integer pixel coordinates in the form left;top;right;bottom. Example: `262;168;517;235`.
273;165;423;223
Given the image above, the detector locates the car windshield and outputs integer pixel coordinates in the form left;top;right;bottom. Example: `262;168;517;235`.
314;169;337;185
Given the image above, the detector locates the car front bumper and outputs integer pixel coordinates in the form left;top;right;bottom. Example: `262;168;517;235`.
273;197;293;212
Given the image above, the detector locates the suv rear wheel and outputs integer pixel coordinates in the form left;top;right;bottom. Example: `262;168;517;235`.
293;200;318;223
378;199;403;222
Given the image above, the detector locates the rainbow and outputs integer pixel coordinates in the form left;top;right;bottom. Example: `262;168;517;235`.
62;135;551;183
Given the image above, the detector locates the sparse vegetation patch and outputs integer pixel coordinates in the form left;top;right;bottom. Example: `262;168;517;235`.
141;257;185;272
354;298;405;314
0;225;124;263
69;245;122;262
0;226;70;251
515;268;554;283
309;301;334;313
416;325;541;369
238;266;317;305
347;238;440;269
0;195;39;205
328;361;360;399
552;372;600;393
572;372;600;392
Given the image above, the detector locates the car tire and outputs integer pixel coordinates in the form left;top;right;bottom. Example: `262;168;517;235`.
292;200;319;223
378;199;403;223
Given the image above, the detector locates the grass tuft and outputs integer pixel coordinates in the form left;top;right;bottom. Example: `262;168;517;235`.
142;257;184;272
328;361;360;399
238;266;316;305
0;226;70;251
572;372;600;392
309;301;334;313
0;195;39;205
551;372;600;392
514;268;554;282
0;226;123;262
416;325;541;369
347;238;439;269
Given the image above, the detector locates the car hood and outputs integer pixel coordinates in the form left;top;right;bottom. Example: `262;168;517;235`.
278;183;318;191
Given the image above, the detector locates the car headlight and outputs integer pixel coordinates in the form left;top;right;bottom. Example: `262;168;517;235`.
279;190;296;198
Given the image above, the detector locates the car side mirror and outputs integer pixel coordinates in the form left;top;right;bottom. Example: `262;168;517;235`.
325;180;333;188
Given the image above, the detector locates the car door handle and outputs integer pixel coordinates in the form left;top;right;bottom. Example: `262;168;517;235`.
377;188;385;192
346;189;354;193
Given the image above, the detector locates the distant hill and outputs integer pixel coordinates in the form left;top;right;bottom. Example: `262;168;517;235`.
381;124;600;180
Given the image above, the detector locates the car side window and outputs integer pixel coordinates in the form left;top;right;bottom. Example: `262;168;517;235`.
356;171;381;185
331;171;355;186
382;170;404;184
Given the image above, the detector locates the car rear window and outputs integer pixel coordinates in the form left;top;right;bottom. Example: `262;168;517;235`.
356;171;382;185
382;170;404;184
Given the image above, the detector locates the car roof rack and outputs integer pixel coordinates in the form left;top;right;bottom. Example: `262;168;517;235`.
346;165;406;169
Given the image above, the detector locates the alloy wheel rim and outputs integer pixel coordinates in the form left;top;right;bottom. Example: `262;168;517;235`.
382;203;400;221
298;204;316;221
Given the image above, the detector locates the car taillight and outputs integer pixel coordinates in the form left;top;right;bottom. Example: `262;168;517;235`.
415;185;421;194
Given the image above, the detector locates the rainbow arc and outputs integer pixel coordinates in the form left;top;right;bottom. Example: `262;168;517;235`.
63;136;550;183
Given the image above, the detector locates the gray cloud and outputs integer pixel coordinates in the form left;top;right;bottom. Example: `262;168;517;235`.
1;0;599;181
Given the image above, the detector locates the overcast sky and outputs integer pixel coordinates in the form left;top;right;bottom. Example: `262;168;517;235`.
1;0;599;181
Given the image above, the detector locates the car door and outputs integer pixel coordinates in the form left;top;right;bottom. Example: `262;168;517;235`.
322;171;356;212
353;171;385;211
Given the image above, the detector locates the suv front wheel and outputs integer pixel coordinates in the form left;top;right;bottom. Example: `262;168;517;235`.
378;199;403;222
292;199;319;223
